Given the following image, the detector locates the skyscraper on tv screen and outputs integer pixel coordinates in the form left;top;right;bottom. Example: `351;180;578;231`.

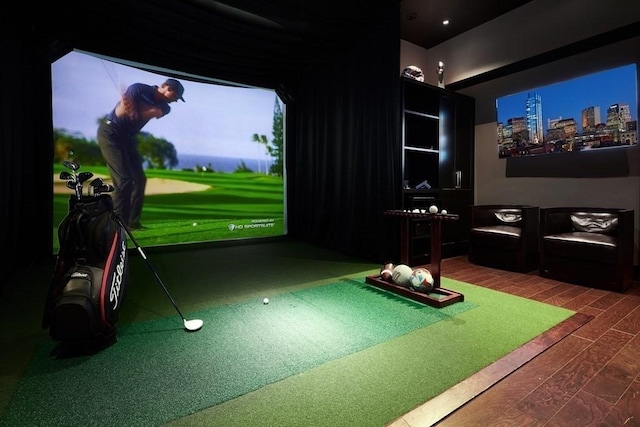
525;93;543;143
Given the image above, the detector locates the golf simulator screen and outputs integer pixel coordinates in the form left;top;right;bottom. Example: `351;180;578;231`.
51;50;286;252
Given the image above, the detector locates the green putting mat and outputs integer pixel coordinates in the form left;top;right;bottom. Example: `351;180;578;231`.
0;278;478;427
1;277;575;427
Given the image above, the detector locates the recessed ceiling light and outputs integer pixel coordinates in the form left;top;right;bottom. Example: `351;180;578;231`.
442;19;450;25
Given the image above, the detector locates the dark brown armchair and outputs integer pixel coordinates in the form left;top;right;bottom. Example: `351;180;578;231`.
468;205;539;272
539;207;634;292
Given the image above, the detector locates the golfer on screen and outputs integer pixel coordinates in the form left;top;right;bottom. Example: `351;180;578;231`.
97;78;185;231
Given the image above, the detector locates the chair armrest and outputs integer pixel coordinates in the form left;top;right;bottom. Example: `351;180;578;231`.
540;207;574;236
616;209;634;257
520;206;540;233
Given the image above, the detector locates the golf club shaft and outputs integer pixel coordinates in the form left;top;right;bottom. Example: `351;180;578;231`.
114;214;188;322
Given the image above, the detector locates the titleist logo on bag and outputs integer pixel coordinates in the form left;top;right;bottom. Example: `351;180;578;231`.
110;239;127;310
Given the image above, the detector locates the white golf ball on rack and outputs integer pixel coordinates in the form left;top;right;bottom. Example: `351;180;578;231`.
428;205;438;213
391;264;413;287
441;209;448;214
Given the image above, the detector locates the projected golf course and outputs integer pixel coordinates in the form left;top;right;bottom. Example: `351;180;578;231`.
52;165;285;252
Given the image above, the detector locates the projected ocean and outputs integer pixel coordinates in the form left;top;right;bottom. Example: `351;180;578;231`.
176;154;269;173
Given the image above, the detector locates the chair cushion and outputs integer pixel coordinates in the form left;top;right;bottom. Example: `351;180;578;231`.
570;212;618;234
473;225;521;237
543;232;617;262
471;225;521;250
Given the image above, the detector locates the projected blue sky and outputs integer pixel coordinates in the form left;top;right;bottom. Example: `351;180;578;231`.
51;51;278;160
496;64;637;133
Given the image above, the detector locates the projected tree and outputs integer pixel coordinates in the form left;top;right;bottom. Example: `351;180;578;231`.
137;132;178;170
252;97;284;177
270;97;284;177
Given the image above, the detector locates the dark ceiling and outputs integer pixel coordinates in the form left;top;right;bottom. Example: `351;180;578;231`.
182;0;536;50
400;0;534;49
37;0;534;90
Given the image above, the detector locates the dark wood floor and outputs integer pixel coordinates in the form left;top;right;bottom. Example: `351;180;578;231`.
388;256;640;427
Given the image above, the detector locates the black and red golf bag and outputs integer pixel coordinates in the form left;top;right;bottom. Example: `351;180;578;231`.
43;193;128;353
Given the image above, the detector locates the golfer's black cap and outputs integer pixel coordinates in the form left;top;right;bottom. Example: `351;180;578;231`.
164;78;185;102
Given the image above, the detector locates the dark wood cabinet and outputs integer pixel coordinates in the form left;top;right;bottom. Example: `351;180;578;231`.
400;77;475;265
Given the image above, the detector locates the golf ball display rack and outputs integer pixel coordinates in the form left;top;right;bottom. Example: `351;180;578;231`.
365;209;464;308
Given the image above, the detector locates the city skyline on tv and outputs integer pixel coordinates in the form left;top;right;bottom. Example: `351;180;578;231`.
496;63;638;158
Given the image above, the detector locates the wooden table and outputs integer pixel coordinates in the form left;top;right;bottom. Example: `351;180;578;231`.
365;209;465;308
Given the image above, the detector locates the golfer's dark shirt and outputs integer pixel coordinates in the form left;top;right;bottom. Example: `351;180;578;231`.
105;83;171;135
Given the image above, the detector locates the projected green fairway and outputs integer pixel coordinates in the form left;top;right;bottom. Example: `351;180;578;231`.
52;165;285;251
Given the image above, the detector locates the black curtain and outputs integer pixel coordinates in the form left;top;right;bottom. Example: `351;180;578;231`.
287;15;402;263
1;12;54;290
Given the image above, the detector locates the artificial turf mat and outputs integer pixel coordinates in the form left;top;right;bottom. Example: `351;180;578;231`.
0;277;574;427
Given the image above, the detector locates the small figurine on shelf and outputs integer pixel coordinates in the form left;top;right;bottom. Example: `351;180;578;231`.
437;61;445;88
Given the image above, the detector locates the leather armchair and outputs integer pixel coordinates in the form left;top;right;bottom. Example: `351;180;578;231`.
540;207;634;292
468;205;539;272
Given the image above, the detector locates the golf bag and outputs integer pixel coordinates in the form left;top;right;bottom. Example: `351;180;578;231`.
43;193;128;352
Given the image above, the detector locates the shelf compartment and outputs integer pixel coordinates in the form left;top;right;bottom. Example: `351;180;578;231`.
403;78;440;115
404;113;439;151
403;150;439;190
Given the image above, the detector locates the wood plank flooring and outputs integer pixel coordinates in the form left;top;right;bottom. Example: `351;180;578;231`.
389;256;640;427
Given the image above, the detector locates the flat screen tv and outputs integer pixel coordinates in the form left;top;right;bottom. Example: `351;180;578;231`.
496;63;638;159
51;50;286;252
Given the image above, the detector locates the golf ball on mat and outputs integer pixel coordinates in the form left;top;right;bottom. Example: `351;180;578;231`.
192;222;198;226
263;298;270;304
